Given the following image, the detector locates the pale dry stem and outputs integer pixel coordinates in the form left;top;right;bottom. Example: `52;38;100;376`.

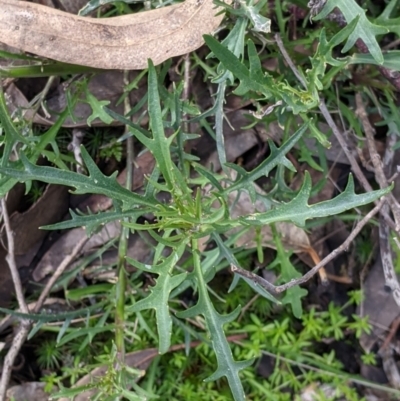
0;204;88;399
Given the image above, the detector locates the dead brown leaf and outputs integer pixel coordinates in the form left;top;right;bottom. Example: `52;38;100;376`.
32;220;121;282
3;184;69;255
6;382;51;401
0;0;227;70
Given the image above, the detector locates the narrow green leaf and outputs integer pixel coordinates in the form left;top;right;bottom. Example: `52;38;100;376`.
349;51;400;71
42;208;152;235
0;302;105;323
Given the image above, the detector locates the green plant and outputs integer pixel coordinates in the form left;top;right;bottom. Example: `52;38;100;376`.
0;59;389;398
36;339;63;370
0;0;399;400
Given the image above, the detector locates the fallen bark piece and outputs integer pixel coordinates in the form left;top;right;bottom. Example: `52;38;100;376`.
0;0;226;70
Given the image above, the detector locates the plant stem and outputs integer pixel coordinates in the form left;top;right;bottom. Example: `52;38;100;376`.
115;71;134;365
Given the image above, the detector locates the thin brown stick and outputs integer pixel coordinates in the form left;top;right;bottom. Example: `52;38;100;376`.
355;93;400;232
380;316;400;352
230;264;279;295
232;199;384;294
378;132;400;308
0;199;30;399
274;34;307;89
0;232;88;399
34;236;89;312
0;320;30;399
275;198;385;292
319;100;396;232
318;100;374;193
0;199;28;314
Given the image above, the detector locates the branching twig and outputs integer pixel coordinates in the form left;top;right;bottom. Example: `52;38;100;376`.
319;100;396;231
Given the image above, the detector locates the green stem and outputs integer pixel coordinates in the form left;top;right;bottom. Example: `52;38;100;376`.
115;71;135;365
0;62;101;78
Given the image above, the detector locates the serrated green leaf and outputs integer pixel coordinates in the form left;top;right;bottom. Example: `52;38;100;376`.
176;245;250;401
205;35;266;94
241;172;391;226
130;271;187;354
313;0;388;64
85;90;113;126
307;20;359;90
127;241;187;354
349;51;400;71
0;147;156;209
224;122;307;200
205;36;319;113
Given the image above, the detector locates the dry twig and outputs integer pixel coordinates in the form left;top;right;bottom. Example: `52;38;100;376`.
378;132;400;309
0;201;88;399
355;93;400;232
232;198;384;294
0;199;30;399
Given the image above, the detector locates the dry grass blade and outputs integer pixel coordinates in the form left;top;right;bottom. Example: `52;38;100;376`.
0;0;227;70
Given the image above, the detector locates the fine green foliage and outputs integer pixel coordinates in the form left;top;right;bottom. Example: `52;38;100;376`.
0;0;397;399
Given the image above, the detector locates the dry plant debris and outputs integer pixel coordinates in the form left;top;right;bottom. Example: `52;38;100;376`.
0;0;228;69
